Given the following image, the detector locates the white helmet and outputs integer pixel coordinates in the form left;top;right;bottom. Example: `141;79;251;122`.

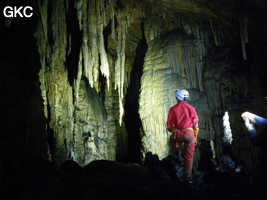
175;89;190;101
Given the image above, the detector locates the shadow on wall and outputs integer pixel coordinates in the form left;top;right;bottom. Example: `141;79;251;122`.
124;23;148;164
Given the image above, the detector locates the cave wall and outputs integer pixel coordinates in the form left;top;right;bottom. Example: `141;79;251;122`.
1;0;267;169
34;0;145;166
139;1;266;166
139;29;206;159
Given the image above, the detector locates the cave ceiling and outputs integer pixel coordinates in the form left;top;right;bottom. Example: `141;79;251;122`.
158;0;267;42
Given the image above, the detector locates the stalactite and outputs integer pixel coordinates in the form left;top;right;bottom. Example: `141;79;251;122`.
34;0;83;166
97;0;110;90
171;39;205;91
205;78;222;116
88;1;100;89
196;62;203;91
239;1;248;60
76;0;111;92
36;0;48;42
210;18;221;46
111;4;116;40
75;0;83;29
114;10;127;125
74;50;83;102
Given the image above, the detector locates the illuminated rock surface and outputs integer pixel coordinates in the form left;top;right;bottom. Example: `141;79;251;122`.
1;0;267;199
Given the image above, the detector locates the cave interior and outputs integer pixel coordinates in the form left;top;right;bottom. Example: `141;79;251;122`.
1;0;267;199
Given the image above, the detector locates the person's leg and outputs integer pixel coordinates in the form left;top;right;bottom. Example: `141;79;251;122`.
169;132;178;149
169;131;181;161
182;129;195;180
183;143;195;179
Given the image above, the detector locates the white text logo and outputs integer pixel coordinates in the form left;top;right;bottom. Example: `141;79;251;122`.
3;6;33;18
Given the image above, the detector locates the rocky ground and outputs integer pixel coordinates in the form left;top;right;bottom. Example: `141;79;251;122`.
0;154;266;200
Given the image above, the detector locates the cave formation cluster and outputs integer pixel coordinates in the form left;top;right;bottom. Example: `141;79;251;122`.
1;0;267;171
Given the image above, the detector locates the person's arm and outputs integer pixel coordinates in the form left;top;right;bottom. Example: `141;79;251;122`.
192;108;199;143
192;107;199;129
167;108;177;132
193;119;199;137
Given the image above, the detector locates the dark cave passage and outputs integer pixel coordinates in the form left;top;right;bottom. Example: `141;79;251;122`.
124;25;148;164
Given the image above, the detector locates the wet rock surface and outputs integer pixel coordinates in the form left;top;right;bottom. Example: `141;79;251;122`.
0;156;266;200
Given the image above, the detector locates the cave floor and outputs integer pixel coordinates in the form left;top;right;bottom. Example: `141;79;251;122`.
1;157;266;200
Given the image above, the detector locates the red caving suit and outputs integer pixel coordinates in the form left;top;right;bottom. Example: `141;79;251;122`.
167;101;199;177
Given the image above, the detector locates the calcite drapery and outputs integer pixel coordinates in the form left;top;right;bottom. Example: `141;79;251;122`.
36;0;75;165
76;0;110;92
35;0;142;166
33;0;265;168
139;30;207;159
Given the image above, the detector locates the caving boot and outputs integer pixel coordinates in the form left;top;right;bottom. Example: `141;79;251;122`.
174;148;182;163
184;173;194;185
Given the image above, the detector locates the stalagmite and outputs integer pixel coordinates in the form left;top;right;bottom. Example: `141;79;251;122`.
139;30;206;160
222;111;233;145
